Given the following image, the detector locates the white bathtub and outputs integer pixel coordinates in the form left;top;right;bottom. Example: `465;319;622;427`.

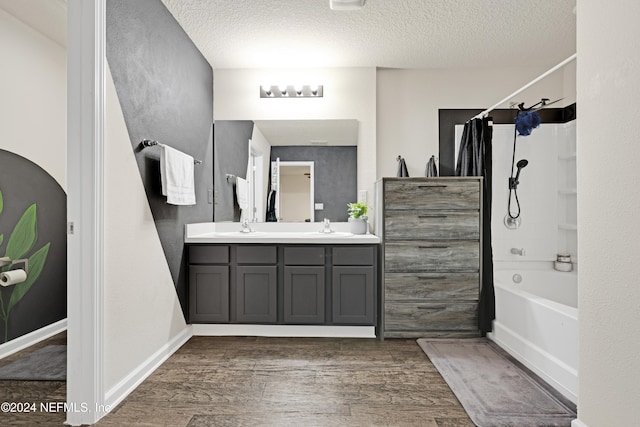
489;269;578;403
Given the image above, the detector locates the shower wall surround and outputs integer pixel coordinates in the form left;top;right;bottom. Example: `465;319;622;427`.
106;0;214;314
449;115;577;264
441;106;577;265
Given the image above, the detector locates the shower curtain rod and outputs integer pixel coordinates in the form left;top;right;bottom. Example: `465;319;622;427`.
471;53;577;121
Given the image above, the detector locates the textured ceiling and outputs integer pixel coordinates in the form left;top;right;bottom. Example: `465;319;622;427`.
161;0;576;70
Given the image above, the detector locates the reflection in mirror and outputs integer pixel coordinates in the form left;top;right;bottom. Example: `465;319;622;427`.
214;119;358;222
271;160;315;222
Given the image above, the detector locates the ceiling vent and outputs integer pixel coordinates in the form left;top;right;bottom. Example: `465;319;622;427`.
329;0;365;11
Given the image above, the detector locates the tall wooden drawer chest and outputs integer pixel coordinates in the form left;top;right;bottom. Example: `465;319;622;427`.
375;177;483;338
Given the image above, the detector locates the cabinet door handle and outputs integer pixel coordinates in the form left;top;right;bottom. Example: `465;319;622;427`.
418;185;447;188
418;245;449;249
418;214;448;219
418;275;447;280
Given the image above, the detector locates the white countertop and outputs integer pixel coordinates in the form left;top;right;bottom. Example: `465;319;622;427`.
185;222;381;244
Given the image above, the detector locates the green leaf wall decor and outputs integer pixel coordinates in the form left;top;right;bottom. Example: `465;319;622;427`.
5;204;37;260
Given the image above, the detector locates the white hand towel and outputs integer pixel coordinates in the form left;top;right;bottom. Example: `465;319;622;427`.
160;145;196;205
235;177;249;211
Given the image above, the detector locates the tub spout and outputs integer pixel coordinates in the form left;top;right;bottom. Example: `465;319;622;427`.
510;247;525;256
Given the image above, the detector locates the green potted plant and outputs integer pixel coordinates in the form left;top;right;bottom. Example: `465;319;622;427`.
347;201;368;235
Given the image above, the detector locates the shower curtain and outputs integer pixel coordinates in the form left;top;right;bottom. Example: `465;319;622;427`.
456;117;495;334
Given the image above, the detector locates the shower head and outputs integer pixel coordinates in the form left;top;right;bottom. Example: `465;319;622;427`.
509;159;529;190
514;159;529;182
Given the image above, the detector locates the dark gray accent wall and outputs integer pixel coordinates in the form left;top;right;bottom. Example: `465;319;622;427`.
106;0;214;316
0;150;66;343
213;121;254;222
270;146;357;222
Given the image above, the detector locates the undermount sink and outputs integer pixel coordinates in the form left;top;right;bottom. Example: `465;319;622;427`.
215;231;269;237
304;231;354;237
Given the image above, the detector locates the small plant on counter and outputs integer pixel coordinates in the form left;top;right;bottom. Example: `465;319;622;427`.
347;202;369;235
347;202;368;220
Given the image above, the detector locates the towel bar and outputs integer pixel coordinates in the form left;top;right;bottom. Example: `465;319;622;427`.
140;139;202;165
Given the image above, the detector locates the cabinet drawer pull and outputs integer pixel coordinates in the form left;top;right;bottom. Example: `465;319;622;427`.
417;305;445;310
418;245;449;249
418;275;447;280
418;214;448;219
418;185;447;188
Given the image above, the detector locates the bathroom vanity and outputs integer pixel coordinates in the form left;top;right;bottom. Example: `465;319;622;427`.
185;223;380;335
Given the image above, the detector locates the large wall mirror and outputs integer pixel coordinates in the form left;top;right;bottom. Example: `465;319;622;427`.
214;119;358;222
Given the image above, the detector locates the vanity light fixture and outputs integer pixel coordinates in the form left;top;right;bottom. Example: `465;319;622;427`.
260;85;324;98
261;85;272;96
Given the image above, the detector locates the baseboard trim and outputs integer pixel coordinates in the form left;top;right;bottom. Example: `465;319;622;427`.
104;325;193;411
571;419;588;427
192;324;376;338
0;319;67;360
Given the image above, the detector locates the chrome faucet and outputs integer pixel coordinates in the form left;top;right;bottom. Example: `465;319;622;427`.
240;219;253;233
320;218;333;234
510;248;525;256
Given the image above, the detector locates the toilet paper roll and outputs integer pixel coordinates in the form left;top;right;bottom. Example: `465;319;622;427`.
0;269;27;287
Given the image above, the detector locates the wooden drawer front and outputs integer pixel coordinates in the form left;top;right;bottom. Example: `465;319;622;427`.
189;245;229;264
236;246;277;264
384;180;479;210
332;246;375;266
384;210;479;240
385;241;479;272
384;302;478;332
284;246;325;265
385;273;479;301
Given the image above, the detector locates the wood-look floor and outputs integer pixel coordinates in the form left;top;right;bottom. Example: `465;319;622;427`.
0;332;67;426
1;334;474;426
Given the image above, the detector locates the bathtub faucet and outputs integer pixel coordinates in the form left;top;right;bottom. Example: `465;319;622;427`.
510;247;526;256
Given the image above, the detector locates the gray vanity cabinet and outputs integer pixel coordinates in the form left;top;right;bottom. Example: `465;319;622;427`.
283;247;326;324
235;246;277;323
188;246;230;323
378;177;482;338
188;243;378;328
332;247;376;325
189;265;229;322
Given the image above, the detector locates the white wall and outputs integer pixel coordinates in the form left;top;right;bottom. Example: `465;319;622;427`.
104;65;188;391
576;1;640;426
0;8;66;189
376;67;566;179
214;67;376;216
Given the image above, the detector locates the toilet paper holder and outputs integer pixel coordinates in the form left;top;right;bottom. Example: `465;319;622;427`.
0;257;29;274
